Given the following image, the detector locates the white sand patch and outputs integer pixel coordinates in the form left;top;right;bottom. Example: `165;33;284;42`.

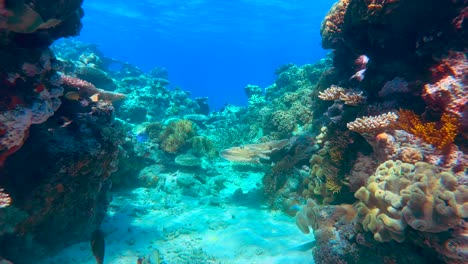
39;188;315;264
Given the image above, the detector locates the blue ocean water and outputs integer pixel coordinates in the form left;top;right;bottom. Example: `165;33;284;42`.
77;0;333;110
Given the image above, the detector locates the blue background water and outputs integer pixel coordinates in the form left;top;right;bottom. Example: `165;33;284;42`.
77;0;334;110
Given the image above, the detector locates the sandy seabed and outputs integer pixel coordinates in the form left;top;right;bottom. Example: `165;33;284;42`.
39;164;315;264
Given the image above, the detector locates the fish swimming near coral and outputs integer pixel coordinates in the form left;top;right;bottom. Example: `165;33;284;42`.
91;229;105;264
64;91;81;101
287;240;317;252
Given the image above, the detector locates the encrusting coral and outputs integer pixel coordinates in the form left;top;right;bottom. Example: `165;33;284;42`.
320;0;350;49
354;160;467;243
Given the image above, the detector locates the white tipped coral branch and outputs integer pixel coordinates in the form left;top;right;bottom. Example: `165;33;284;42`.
0;189;11;208
318;85;366;106
318;85;346;100
339;90;366;105
347;112;398;134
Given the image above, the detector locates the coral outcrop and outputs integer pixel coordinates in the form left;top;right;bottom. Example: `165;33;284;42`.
0;1;126;262
355;160;467;243
294;1;468;263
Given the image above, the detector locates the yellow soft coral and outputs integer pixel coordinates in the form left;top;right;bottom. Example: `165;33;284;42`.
396;110;459;150
355;160;467;243
325;176;342;194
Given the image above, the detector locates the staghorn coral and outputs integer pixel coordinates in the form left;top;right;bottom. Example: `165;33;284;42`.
355;160;467;243
395;109;459;150
339;90;366;106
319;85;366;106
318;85;366;106
347;112;398;134
318;85;346;100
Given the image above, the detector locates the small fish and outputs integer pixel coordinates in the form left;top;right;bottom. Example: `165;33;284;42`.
59;116;73;128
136;133;149;143
287;240;317;252
65;91;81;101
91;229;105;264
90;93;100;102
289;204;302;212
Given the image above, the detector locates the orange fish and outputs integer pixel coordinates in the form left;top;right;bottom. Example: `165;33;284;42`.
64;91;81;101
91;229;105;264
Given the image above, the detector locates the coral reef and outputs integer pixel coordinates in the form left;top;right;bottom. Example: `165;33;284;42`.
395;109;460;150
159;120;197;154
293;1;468;263
0;1;128;262
355;160;467;242
347;112;398;134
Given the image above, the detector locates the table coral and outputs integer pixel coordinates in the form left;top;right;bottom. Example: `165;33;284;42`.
355;160;467;243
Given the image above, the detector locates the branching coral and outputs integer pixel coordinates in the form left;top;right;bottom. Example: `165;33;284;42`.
339;90;366;106
355;160;467;243
347;112;398;134
395;109;459;150
318;85;366;106
318;85;346;100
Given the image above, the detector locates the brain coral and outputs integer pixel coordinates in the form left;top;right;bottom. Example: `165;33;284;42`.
355;160;467;242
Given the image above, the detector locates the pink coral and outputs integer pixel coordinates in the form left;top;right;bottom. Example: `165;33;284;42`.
422;51;467;119
60;74;98;94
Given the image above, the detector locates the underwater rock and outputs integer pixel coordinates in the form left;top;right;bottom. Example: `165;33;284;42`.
0;96;124;262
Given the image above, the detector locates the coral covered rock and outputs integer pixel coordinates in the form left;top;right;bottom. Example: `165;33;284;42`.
355;160;467;242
